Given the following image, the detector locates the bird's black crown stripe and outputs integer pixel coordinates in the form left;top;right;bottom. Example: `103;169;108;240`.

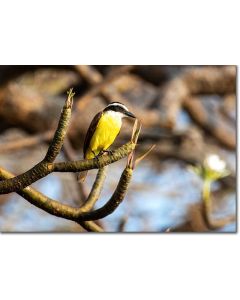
104;102;128;113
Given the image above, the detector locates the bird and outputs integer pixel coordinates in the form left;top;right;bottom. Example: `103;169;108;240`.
78;102;136;181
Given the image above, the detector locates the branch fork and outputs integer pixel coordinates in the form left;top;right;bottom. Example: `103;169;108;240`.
0;89;142;232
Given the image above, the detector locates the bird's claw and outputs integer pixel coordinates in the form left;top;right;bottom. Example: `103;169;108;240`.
103;150;114;156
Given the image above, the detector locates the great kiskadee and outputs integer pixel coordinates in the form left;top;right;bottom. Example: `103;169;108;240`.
79;102;136;181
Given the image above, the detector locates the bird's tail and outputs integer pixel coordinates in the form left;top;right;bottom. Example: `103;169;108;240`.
77;171;88;182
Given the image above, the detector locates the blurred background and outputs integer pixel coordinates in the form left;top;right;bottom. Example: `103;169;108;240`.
0;65;236;232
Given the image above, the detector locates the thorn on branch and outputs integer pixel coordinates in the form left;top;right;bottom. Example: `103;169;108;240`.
134;144;156;167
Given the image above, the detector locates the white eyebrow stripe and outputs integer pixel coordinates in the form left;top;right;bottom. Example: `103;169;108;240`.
106;103;129;111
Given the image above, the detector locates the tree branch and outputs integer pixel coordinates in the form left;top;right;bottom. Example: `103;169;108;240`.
53;142;135;172
44;88;74;162
76;166;133;221
0;141;135;195
79;167;107;212
0;157;134;231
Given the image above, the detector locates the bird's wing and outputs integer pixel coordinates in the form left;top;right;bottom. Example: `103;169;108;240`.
83;111;103;158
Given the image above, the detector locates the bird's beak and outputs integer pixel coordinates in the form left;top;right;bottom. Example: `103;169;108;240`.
124;111;136;118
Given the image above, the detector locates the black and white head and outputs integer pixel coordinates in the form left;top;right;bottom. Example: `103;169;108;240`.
103;102;136;119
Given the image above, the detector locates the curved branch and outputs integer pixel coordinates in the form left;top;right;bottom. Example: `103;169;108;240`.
76;166;133;221
79;167;107;212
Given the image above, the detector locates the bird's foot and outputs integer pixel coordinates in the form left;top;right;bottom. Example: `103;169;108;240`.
93;151;104;163
103;150;114;156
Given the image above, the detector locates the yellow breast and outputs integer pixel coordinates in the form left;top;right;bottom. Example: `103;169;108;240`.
86;112;122;159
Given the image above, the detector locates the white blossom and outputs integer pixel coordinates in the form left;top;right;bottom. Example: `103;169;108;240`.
204;154;226;172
